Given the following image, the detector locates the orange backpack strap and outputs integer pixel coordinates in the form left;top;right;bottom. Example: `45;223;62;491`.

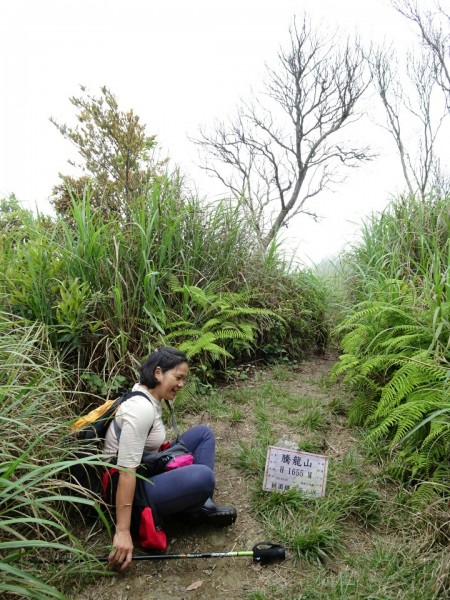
71;399;116;432
71;391;149;441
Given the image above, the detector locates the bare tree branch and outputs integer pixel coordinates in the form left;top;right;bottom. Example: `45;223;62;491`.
393;0;450;112
368;44;446;199
192;15;374;249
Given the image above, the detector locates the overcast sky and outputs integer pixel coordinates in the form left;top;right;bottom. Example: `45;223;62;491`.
1;0;445;264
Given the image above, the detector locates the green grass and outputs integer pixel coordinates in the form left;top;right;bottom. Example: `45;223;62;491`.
0;313;110;598
270;364;298;381
231;361;450;599
299;408;328;431
296;541;450;599
230;407;245;425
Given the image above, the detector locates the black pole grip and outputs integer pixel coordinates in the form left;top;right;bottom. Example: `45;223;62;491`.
252;542;285;565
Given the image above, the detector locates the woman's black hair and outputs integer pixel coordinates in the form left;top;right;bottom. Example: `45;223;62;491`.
139;347;188;388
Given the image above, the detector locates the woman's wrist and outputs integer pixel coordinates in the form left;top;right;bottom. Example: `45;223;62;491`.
116;527;132;534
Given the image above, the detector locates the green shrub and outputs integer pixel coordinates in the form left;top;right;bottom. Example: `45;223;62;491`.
1;186;327;388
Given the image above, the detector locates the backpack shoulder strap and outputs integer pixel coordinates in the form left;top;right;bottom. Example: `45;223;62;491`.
164;400;181;440
118;390;149;404
113;390;156;440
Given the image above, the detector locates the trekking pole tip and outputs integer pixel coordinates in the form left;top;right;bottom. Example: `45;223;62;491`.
252;542;286;565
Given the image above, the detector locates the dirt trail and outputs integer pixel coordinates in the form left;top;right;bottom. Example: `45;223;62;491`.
73;355;337;600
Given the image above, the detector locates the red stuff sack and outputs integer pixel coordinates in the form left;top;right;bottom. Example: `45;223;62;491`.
136;506;167;550
102;468;167;552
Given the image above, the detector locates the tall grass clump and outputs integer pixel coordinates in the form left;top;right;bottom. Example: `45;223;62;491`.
333;194;450;503
0;309;108;598
1;182;328;394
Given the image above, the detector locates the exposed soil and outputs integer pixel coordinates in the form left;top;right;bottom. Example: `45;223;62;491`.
72;354;339;600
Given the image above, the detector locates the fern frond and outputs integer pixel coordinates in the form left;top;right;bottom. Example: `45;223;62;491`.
202;318;221;331
421;420;450;451
379;331;430;353
220;307;280;319
374;355;445;418
340;326;373;355
335;301;416;334
330;354;360;378
333;302;383;334
369;398;447;443
179;338;232;360
392;400;446;443
166;273;182;293
184;285;210;307
410;482;441;508
348;395;379;425
359;353;405;377
166;319;190;329
165;328;202;340
213;328;254;342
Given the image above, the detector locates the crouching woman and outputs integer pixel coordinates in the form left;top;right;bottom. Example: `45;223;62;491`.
103;347;237;570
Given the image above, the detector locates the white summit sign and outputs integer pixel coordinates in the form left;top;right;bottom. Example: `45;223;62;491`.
263;446;328;497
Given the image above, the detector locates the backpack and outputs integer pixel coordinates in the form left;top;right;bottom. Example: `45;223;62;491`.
68;390;148;496
68;389;172;550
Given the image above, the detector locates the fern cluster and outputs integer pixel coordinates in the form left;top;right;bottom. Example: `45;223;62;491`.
163;280;282;377
334;195;450;501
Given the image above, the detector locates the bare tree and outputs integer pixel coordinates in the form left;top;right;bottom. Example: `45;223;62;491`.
193;16;373;249
369;46;446;198
393;0;450;112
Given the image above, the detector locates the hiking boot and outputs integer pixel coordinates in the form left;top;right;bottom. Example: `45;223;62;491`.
189;497;237;526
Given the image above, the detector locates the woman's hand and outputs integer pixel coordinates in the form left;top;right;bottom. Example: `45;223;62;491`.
108;530;134;571
108;468;137;571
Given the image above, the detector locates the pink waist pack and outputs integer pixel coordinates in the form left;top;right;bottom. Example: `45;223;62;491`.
140;440;194;477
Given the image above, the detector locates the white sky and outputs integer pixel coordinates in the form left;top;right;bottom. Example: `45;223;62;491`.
1;0;446;265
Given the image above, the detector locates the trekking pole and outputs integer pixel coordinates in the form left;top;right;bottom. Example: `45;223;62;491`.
99;542;285;565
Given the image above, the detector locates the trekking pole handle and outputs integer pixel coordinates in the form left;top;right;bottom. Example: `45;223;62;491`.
252;542;286;564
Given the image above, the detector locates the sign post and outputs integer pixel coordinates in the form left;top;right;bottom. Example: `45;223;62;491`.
263;446;328;497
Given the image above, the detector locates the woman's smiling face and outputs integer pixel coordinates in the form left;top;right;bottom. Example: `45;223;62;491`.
152;362;189;401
